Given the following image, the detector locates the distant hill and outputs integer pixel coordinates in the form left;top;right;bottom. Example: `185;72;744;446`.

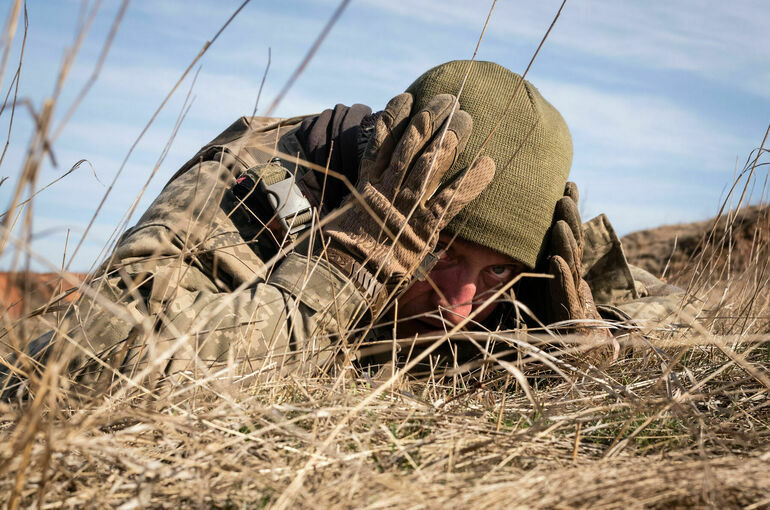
0;272;85;320
621;205;769;284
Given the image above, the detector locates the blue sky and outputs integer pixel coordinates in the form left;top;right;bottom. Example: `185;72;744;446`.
0;0;768;271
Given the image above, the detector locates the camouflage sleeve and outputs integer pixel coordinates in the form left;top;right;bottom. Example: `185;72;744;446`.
59;148;368;390
52;249;366;394
581;214;699;327
2;119;369;397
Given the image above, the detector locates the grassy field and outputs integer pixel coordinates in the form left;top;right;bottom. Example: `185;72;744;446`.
0;255;768;508
1;2;769;508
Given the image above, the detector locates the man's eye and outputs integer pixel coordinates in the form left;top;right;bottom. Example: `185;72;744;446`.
488;265;514;280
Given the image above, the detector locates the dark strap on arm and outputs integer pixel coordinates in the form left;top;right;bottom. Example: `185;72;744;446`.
294;103;374;210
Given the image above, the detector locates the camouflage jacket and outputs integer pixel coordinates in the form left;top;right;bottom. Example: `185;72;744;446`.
6;114;690;394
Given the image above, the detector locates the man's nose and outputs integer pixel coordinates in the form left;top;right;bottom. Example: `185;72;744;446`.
433;274;478;325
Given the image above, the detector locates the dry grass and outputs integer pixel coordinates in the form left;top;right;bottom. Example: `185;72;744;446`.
0;321;769;509
1;2;770;509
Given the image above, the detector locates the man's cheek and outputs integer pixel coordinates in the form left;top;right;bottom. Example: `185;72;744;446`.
470;286;501;313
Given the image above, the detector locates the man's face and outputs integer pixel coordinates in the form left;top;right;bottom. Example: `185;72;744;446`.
392;234;525;337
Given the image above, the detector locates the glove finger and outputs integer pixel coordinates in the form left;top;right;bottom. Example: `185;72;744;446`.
564;181;579;204
577;278;618;360
360;93;413;182
549;255;583;322
387;94;456;194
554;196;584;251
551;220;582;284
430;155;495;230
407;109;473;203
578;278;601;321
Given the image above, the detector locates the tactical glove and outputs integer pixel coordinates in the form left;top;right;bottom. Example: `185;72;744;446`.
520;182;619;361
322;93;496;314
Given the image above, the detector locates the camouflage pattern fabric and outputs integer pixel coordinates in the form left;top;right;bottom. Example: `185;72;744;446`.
581;214;698;329
2;115;369;398
2;115;694;398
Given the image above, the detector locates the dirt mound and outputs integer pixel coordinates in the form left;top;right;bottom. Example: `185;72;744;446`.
621;205;770;284
0;272;85;320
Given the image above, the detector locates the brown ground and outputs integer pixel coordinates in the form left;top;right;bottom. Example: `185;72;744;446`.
621;205;770;286
0;272;85;320
0;273;86;345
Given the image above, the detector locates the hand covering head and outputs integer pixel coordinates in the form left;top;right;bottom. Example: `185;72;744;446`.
405;60;572;268
295;103;374;210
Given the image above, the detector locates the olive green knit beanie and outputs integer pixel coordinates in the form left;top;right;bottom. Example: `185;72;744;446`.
405;60;572;268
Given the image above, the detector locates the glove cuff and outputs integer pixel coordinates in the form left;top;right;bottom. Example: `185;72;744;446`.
322;243;405;315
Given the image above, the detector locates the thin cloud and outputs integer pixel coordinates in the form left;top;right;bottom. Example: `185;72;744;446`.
363;0;770;97
536;79;745;171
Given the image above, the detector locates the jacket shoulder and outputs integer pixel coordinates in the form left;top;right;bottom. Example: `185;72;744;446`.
582;214;698;325
207;114;315;147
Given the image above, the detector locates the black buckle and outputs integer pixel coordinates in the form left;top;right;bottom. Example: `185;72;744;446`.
257;175;313;236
